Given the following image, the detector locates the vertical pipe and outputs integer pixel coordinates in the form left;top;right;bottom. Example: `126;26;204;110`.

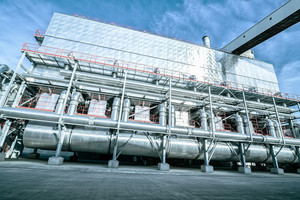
208;86;215;137
0;52;25;109
55;61;78;158
289;119;296;138
55;91;67;114
111;97;120;121
242;91;252;141
112;69;128;160
159;103;166;126
12;81;26;108
121;99;130;122
200;108;207;130
272;97;285;144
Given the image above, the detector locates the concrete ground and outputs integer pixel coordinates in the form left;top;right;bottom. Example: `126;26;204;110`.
0;159;300;200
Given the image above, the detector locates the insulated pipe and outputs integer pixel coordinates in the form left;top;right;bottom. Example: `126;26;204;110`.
32;72;294;117
159;103;167;126
266;119;276;137
200;108;207;130
111;97;120;121
242;116;251;135
0;52;25;110
207;111;216;133
67;91;83;115
122;99;130;122
3;107;300;146
170;105;175;128
272;120;282;138
60;70;294;114
55;90;67;114
0;64;12;75
235;114;245;134
23;125;299;164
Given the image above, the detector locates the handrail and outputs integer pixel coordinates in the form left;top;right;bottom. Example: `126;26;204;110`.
21;42;300;102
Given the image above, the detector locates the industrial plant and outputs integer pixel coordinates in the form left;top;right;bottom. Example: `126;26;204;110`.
1;1;300;175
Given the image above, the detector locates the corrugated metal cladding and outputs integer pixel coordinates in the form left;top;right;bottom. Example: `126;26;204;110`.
43;13;279;92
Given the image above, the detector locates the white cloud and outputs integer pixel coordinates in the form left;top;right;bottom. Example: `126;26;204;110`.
277;60;300;95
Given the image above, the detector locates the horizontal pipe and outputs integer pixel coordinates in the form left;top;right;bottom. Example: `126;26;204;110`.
2;107;300;146
60;70;293;114
23;124;298;164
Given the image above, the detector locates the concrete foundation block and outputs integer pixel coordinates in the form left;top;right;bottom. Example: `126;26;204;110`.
28;153;40;159
48;157;64;165
158;163;170;171
0;153;6;161
201;165;214;173
238;167;252;174
271;168;284;175
297;168;300;174
108;160;119;168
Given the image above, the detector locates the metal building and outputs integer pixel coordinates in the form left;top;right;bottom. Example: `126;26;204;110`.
0;13;300;174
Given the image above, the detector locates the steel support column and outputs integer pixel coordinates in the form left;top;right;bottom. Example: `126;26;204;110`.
200;139;214;173
158;77;171;171
270;144;284;174
238;143;251;174
108;69;128;168
49;61;79;165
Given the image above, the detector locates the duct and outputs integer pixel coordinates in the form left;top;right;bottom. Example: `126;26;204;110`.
272;120;282;138
170;105;175;127
55;90;67;114
0;64;13;76
242;116;251;135
200;108;208;130
22;123;298;164
111;97;120;121
3;107;300;145
122;99;130;122
235;114;245;134
266;119;276;137
207;111;216;132
67;91;83;115
34;71;294;117
159;103;167;126
23;122;71;150
61;69;294;113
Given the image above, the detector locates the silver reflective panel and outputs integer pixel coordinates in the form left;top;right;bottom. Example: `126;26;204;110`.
43;13;279;92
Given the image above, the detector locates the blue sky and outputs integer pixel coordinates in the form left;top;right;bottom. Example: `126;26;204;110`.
0;0;299;95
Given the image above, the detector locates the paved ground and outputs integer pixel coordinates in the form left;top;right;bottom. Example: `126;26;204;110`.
0;159;300;200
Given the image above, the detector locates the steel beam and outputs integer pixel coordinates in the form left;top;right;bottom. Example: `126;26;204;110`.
222;0;300;54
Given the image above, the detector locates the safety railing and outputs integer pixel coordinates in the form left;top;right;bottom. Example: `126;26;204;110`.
21;42;300;102
76;93;111;118
17;85;61;112
34;30;45;37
